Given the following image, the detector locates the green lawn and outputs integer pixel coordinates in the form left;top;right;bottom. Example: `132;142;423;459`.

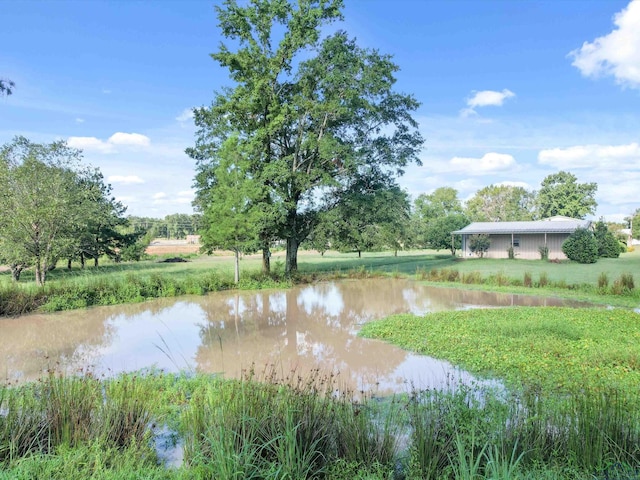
449;249;640;286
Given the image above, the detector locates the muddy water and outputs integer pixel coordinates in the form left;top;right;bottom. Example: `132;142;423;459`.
0;279;592;393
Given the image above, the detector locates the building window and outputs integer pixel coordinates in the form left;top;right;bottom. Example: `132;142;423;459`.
513;235;520;247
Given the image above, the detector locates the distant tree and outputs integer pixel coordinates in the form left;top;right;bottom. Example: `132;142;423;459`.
468;234;491;258
414;187;463;221
328;181;410;258
0;79;14;96
424;213;470;255
189;0;423;275
413;187;464;247
593;219;621;258
465;184;536;222
70;170;131;267
199;136;262;283
562;227;598;263
0;137;86;285
537;171;597;219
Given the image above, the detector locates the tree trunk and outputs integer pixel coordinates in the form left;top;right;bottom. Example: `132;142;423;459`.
262;247;271;275
80;253;85;269
67;259;72;270
94;256;99;267
285;237;298;275
234;250;240;284
35;263;46;286
358;250;361;258
10;264;22;282
394;249;398;257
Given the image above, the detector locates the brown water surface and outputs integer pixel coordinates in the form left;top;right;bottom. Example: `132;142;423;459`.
0;279;592;393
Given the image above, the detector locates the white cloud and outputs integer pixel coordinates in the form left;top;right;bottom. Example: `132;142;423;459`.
75;118;85;124
108;175;145;184
108;132;150;147
176;108;194;123
538;142;640;168
66;132;151;153
467;89;516;108
102;89;111;94
570;0;640;88
67;136;114;153
462;89;515;117
450;152;516;174
152;192;167;200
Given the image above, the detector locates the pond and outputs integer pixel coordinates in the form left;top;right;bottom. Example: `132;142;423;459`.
0;279;593;394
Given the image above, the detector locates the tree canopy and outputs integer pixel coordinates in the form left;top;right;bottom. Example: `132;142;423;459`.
537;171;597;219
465;184;536;222
199;136;263;283
189;0;423;274
0;137;131;284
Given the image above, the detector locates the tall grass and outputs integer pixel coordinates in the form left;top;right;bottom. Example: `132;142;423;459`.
420;267;639;302
182;367;399;478
2;370;639;478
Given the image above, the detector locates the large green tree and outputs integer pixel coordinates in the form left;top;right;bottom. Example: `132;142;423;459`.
537;171;597;219
465;184;536;222
189;0;423;275
326;182;411;257
0;137;85;285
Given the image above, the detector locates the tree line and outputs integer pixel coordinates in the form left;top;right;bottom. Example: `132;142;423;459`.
0;137;142;285
124;214;202;241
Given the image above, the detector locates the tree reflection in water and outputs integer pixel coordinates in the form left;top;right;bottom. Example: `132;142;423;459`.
1;279;592;391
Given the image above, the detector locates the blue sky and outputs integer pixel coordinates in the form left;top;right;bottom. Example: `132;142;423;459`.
1;0;639;221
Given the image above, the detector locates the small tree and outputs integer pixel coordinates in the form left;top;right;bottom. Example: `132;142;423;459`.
199;137;262;284
594;220;621;258
562;227;598;263
468;234;490;258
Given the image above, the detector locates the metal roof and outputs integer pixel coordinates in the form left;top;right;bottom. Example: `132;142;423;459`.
452;219;591;235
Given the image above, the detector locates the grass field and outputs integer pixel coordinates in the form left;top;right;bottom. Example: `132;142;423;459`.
1;248;639;315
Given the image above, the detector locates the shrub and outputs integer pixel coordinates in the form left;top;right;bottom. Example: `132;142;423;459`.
538;245;549;261
621;273;635;290
523;272;532;288
507;246;515;260
594;220;621;258
538;272;549;288
597;272;609;290
469;234;490;258
562;228;598;264
462;271;483;284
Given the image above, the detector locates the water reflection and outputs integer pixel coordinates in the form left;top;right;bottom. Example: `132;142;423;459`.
0;280;593;393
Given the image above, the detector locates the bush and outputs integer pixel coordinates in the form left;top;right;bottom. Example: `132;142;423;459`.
523;272;532;288
469;234;490;258
538;272;549;288
538;245;549;261
597;272;609;290
594;220;621;258
507;246;515;259
562;228;598;264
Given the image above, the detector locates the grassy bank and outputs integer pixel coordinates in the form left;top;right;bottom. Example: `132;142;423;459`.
2;249;640;316
360;307;640;395
2;368;639;479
